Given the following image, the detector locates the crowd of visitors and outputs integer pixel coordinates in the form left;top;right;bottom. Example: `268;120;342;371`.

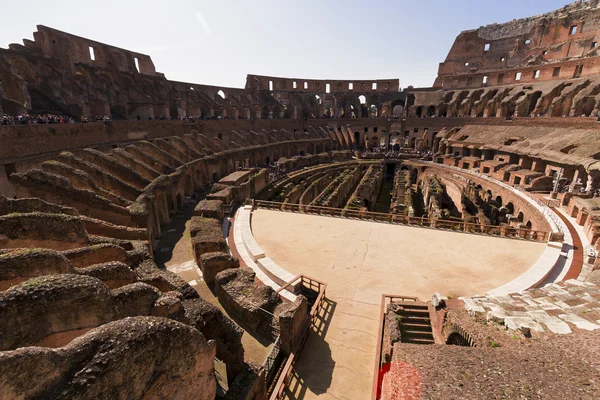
1;111;407;125
1;113;75;125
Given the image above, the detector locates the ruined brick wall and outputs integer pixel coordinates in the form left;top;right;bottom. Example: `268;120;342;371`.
245;74;399;93
435;1;600;89
0;26;405;123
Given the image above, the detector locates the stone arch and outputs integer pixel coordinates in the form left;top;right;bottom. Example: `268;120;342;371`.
392;99;405;117
261;105;271;119
389;131;401;150
506;202;515;215
571;205;580;218
369;136;378;149
527;91;542;116
410;168;418;184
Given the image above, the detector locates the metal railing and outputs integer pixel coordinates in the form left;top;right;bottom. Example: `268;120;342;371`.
421;160;563;234
263;337;283;396
252;200;549;242
269;275;327;400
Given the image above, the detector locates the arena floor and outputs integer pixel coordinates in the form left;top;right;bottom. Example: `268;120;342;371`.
251;210;546;399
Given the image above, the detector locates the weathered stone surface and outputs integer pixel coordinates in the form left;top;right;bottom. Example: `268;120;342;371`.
0;316;217;400
199;251;239;285
183;297;244;383
191;217;227;259
215;268;280;339
0;212;89;250
76;261;137;288
194;199;224;221
0;274;163;350
0;248;74;290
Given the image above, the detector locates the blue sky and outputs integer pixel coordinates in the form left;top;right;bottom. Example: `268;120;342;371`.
0;0;572;89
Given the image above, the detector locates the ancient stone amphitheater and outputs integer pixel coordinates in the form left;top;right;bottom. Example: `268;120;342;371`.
1;2;600;399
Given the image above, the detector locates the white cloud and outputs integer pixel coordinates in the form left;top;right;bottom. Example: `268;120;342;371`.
195;11;212;36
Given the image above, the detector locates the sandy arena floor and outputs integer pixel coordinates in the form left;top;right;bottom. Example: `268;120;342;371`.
251;210;546;400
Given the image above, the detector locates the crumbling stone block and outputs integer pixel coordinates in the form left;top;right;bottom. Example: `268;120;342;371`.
194;199;224;221
191;217;226;259
199;251;239;285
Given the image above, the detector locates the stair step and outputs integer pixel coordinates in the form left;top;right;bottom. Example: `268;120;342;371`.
401;330;434;338
402;337;435;345
399;319;430;326
399;313;429;319
398;304;429;311
397;310;430;317
400;323;433;331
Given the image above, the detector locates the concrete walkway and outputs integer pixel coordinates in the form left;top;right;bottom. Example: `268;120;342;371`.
252;210;545;399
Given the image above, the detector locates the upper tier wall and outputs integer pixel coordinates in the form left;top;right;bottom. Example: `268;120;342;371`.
435;1;600;88
0;26;403;122
245;74;399;93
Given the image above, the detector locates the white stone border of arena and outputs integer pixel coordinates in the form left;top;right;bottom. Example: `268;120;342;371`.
553;206;594;281
418;162;567;296
232;205;297;302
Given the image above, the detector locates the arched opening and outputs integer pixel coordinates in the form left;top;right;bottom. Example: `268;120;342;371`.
354;132;361;147
391;99;405;118
410;169;418;184
392;105;404;117
527;91;542;116
579;97;597;117
262;105;271;119
517;211;524;223
427;105;436;117
416;106;423;117
446;331;474;347
358;95;367;105
389;132;400;151
369;136;378;149
571;205;580;218
217;90;226;99
370;105;378;118
506;202;515;215
495;196;503;206
272;105;281;119
525;221;532;229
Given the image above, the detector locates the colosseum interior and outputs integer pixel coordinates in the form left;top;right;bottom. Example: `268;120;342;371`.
1;1;600;399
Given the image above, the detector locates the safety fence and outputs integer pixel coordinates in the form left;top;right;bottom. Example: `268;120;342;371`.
268;275;327;400
252;200;549;242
